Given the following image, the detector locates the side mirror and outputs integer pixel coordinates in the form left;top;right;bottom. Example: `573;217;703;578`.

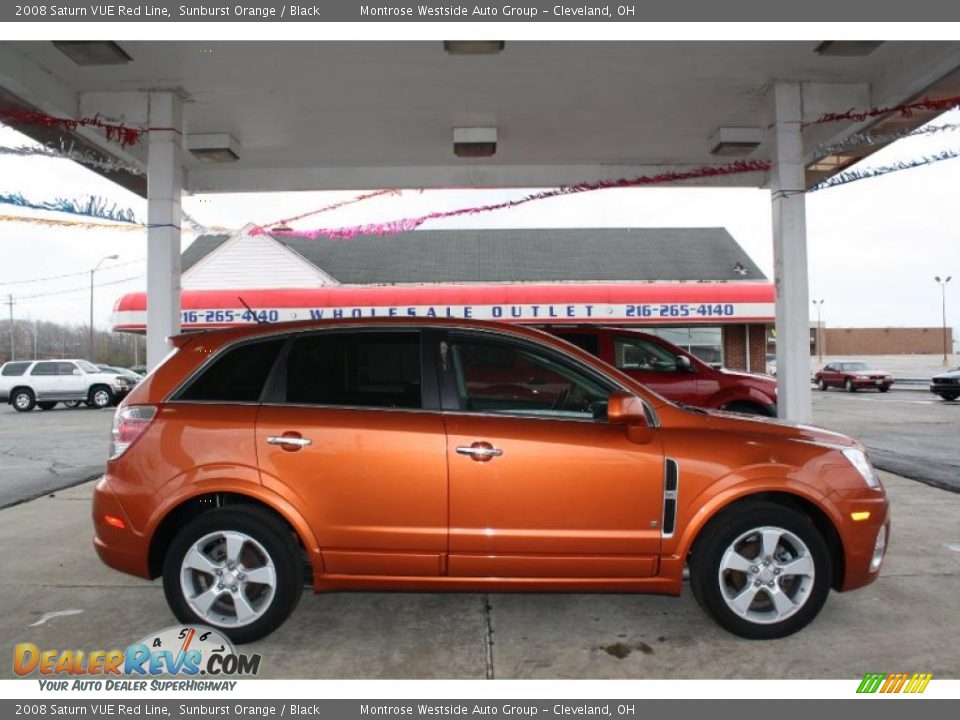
607;391;654;444
675;355;695;372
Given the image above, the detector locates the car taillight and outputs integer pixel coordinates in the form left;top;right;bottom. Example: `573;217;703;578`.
109;405;157;460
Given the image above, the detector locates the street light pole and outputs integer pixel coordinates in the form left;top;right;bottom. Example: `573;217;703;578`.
812;299;825;364
89;254;119;361
935;276;952;367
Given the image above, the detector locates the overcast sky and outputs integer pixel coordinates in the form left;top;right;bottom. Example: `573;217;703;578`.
1;110;958;340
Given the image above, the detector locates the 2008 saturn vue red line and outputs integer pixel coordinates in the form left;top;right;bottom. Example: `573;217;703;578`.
94;319;889;643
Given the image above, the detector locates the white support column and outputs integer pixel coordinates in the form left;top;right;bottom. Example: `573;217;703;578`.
146;92;183;370
768;83;812;423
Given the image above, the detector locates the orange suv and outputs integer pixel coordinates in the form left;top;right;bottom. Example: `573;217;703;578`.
93;319;889;642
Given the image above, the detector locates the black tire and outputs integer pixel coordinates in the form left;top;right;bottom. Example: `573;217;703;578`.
37;401;57;411
162;506;303;644
11;388;35;412
878;386;890;393
87;385;114;409
845;379;856;393
689;502;831;640
817;378;827;392
938;391;959;402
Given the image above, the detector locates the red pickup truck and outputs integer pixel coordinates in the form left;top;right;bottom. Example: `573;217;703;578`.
549;327;778;416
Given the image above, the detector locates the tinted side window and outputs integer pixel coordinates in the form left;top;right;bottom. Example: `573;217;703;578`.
554;332;599;356
178;339;285;402
285;332;421;409
1;362;30;376
614;337;680;372
31;362;57;376
57;362;78;376
450;337;610;418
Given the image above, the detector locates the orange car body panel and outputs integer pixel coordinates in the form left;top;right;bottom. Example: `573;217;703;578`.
93;318;888;598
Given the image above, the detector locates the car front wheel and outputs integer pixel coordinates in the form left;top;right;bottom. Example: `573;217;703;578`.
87;386;113;409
817;378;827;391
937;391;959;401
11;389;35;412
690;503;831;639
845;379;856;393
162;507;303;644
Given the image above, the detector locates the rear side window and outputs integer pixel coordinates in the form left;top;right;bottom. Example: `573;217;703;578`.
178;339;285;403
285;332;421;409
57;362;78;376
31;362;57;376
1;362;30;376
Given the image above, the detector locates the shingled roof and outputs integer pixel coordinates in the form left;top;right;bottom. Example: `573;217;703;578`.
182;227;766;284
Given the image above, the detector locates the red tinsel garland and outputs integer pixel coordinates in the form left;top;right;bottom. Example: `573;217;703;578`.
0;109;144;148
812;94;960;126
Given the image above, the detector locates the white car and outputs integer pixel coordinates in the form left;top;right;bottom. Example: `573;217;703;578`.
0;359;135;412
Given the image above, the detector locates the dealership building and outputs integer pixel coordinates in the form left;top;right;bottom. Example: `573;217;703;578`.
113;226;774;372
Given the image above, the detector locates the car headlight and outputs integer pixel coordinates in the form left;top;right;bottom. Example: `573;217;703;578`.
842;448;881;489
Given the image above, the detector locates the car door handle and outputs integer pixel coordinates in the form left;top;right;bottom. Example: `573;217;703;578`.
267;435;312;449
456;442;503;462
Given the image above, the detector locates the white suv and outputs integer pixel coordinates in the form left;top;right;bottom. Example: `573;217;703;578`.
0;359;134;412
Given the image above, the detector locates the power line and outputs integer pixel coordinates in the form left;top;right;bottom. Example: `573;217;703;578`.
0;258;144;287
15;274;144;301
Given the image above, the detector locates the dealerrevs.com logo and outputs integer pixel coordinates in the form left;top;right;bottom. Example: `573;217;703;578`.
857;673;933;694
14;626;261;691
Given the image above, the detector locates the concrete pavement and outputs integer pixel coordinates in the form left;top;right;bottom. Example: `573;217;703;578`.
0;404;113;509
1;471;957;679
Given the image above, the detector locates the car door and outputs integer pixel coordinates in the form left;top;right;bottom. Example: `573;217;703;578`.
255;329;449;577
28;361;58;399
611;334;701;404
439;331;664;578
821;363;839;387
57;362;86;399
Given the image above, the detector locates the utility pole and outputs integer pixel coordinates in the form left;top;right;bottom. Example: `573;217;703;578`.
812;299;825;364
935;276;952;366
89;254;119;361
5;294;14;361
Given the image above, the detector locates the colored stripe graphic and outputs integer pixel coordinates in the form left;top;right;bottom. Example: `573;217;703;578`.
857;672;932;694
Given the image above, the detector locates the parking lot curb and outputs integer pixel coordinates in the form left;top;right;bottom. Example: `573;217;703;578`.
0;471;102;511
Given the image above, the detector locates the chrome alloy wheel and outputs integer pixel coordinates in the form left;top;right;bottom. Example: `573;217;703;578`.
179;530;277;627
717;525;815;625
14;393;32;410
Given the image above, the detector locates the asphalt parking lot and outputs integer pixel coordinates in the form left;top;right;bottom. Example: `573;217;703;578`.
0;390;958;679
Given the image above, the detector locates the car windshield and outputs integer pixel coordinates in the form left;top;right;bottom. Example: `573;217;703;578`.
77;361;100;373
841;362;873;371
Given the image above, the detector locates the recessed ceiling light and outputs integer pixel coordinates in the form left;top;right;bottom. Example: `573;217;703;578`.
453;127;497;158
708;127;762;157
187;133;241;163
815;41;883;57
444;41;505;55
53;41;132;66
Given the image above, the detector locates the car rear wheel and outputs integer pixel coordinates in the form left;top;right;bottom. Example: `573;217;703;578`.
690;503;831;639
37;401;57;411
879;386;890;393
845;379;856;393
11;388;35;412
162;507;303;644
87;386;113;409
817;378;827;391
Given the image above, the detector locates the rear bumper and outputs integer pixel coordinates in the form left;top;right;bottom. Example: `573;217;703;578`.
92;476;151;579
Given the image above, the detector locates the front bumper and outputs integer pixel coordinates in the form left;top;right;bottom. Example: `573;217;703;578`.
831;489;890;591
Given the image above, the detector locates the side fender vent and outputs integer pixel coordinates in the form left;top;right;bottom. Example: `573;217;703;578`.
662;458;679;537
